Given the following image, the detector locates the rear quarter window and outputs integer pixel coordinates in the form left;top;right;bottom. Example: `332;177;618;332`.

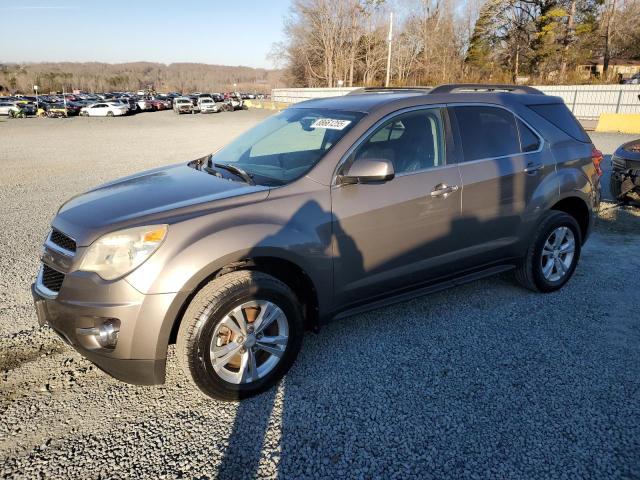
527;103;590;143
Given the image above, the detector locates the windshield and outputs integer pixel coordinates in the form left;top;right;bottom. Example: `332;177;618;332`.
211;108;363;186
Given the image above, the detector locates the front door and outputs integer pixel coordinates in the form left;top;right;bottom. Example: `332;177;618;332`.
331;107;463;308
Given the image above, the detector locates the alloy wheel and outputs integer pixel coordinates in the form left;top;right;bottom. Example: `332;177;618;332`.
209;300;289;385
540;226;576;282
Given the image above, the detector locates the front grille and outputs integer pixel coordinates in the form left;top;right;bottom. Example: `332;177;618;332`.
42;265;65;292
50;229;76;253
627;159;640;171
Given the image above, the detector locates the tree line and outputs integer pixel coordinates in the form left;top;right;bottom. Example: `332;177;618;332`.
272;0;640;87
0;62;282;94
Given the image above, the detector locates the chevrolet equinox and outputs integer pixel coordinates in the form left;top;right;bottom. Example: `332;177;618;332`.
32;84;602;400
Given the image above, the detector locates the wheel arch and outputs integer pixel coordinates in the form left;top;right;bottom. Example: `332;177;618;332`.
165;254;322;351
550;195;591;244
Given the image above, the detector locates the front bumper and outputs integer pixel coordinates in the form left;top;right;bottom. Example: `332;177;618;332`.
611;161;640;197
31;274;180;385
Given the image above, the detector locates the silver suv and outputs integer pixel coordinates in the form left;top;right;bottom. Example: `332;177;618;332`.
32;84;602;400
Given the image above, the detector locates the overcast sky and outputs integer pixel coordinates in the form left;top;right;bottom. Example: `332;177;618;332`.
0;0;290;68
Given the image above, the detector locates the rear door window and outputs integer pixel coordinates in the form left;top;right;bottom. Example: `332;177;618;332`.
452;106;521;162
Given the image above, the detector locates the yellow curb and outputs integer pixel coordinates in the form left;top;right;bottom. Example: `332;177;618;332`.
595;113;640;134
244;100;288;111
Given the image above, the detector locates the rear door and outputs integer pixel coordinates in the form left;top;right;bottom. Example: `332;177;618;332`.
449;105;547;265
331;107;464;307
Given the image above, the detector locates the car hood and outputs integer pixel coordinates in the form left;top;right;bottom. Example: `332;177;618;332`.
615;139;640;161
54;162;269;246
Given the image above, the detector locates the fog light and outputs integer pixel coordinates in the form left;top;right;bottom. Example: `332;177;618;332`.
98;319;120;348
77;318;120;349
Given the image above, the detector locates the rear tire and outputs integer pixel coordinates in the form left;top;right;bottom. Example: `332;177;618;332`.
515;211;582;293
176;271;304;401
106;111;114;117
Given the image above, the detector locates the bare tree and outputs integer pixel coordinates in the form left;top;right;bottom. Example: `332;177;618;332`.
0;62;280;94
602;0;617;77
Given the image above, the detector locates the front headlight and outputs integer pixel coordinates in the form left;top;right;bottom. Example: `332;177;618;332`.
79;225;167;280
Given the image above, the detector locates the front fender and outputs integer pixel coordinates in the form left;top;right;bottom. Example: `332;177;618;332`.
125;180;333;362
127;221;331;296
126;219;333;363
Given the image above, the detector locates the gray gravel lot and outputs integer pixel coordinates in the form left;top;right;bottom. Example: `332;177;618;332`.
1;111;639;479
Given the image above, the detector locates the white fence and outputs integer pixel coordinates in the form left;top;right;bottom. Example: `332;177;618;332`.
272;87;359;104
272;85;640;120
534;85;640;119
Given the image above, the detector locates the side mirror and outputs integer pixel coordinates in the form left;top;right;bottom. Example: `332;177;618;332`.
339;158;395;184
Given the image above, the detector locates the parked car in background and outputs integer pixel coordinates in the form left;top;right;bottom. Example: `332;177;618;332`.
173;97;194;114
8;101;37;116
154;95;173;109
622;73;640;84
11;98;37;114
147;98;167;111
610;139;640;202
79;101;128;117
108;98;133;114
37;103;69;118
136;98;153;112
198;97;221;113
121;97;139;114
0;102;20;116
64;102;83;116
225;94;244;111
8;106;27;118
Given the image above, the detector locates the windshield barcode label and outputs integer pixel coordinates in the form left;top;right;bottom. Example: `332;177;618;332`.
311;118;352;130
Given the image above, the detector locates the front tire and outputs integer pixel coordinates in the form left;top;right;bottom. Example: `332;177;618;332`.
106;111;114;117
176;271;304;401
515;211;582;293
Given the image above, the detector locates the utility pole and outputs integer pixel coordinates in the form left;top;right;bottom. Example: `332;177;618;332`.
385;11;393;87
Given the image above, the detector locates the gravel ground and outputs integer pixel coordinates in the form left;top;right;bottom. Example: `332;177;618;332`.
1;111;639;479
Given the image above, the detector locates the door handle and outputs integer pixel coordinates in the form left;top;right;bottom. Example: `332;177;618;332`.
524;162;543;174
430;184;459;198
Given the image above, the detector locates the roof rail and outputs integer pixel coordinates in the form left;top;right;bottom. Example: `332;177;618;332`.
347;87;432;95
429;83;543;95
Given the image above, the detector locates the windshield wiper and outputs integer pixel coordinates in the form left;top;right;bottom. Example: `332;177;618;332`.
213;162;255;185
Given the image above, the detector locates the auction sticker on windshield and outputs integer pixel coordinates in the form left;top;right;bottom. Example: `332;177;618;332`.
311;118;352;130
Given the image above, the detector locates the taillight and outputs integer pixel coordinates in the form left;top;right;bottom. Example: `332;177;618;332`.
591;147;603;177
